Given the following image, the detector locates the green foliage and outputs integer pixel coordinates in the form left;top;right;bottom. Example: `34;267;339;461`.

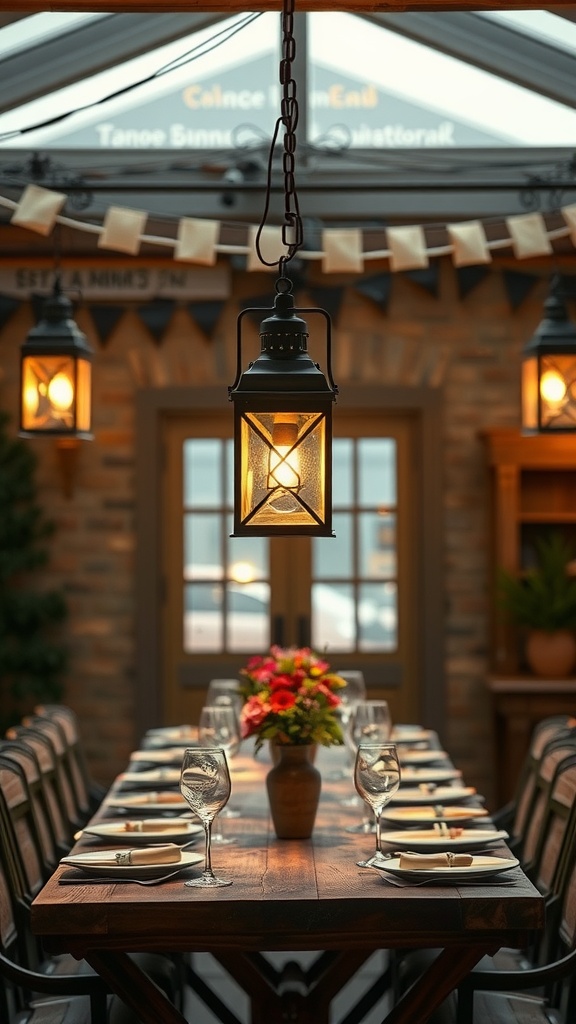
0;411;68;728
498;533;576;632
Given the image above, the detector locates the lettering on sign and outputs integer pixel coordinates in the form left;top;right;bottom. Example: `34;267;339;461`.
0;265;231;301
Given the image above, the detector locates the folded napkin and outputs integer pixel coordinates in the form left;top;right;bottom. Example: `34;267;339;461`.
104;845;182;867
399;852;473;870
123;819;186;833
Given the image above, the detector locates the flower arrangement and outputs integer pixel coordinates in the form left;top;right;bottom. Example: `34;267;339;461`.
239;646;345;752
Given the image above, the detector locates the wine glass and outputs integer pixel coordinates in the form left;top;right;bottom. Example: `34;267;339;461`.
198;704;241;833
354;742;401;868
180;746;232;887
206;680;243;730
343;700;393;829
329;670;367;781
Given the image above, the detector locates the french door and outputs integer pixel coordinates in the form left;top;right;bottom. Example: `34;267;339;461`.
160;407;421;726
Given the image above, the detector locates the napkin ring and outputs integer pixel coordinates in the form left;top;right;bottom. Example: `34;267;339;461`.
446;852;455;867
115;851;133;865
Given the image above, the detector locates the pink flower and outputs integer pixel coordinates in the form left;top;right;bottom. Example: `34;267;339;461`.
314;682;341;707
241;695;271;738
270;673;298;691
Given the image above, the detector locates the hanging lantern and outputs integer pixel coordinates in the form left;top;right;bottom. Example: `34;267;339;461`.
229;283;337;537
521;276;576;434
20;278;93;439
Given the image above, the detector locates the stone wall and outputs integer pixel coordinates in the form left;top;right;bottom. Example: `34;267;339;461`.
0;251;566;803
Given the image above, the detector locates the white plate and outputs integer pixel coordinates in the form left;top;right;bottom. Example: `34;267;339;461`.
391;728;434;745
374;855;519;883
400;768;462;784
382;806;489;825
120;769;181;787
391;786;478;804
399;750;449;765
107;791;189;813
83;821;203;845
61;848;204;879
129;749;189;765
380;828;510;852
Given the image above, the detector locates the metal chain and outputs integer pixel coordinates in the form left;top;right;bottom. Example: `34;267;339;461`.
255;0;303;271
279;0;303;264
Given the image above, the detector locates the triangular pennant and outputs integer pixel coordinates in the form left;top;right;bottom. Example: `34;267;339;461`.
239;294;274;329
88;305;125;347
308;285;345;323
502;270;540;311
404;265;440;298
0;294;21;331
354;273;391;312
136;298;175;344
455;265;491;300
187;300;225;340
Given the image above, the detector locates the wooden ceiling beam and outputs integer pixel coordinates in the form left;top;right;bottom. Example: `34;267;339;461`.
5;2;576;13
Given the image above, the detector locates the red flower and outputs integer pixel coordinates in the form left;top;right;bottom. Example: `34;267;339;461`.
314;682;341;707
270;673;298;691
241;695;271;737
269;689;297;712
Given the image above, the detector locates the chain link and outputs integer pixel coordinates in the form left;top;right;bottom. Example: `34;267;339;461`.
255;0;303;269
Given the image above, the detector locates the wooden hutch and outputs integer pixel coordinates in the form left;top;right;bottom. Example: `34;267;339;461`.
481;428;576;804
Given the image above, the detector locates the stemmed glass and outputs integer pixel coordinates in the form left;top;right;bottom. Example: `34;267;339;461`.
354;742;401;868
180;746;232;887
329;671;367;781
344;700;392;829
198;704;241;835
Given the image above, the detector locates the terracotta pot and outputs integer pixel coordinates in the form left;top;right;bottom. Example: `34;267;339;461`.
525;629;576;679
266;745;321;839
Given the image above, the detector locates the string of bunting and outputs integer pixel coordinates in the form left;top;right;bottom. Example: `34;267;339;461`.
0;183;574;346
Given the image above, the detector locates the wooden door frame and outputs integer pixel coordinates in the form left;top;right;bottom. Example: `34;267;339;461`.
135;384;444;739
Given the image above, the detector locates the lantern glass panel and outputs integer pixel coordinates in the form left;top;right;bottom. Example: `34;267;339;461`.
75;357;92;434
521;354;538;432
22;354;77;433
538;354;576;430
240;410;326;529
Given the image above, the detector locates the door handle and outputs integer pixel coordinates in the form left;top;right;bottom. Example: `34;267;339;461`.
297;615;310;648
272;615;285;646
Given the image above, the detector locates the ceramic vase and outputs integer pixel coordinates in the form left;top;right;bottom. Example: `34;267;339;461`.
266;744;321;839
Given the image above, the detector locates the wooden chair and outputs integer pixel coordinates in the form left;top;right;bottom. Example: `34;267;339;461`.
0;752;186;1023
454;796;576;1024
33;704;107;814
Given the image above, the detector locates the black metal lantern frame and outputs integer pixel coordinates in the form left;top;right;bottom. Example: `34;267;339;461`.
229;282;337;537
521;276;576;435
228;0;340;537
19;277;93;440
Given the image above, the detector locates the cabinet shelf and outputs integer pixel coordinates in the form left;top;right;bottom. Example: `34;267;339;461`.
520;513;576;523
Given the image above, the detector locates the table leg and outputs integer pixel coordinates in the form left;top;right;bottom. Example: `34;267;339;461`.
84;950;189;1024
381;944;495;1024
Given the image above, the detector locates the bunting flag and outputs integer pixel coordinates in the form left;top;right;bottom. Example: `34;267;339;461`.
455;265;491;300
89;305;125;347
307;285;346;323
136;298;176;344
322;228;364;274
247;225;284;272
505;213;552;260
502;269;540;310
354;272;391;312
447;221;491;267
404;265;440;299
0;294;20;330
387;225;428;272
11;183;66;236
187;299;226;340
98;206;147;255
175;217;219;266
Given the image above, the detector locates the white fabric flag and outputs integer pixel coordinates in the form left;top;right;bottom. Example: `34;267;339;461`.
561;204;576;247
11;184;66;236
387;225;428;272
98;206;147;255
505;213;551;259
175;218;219;265
447;221;491;267
322;228;364;274
246;225;285;272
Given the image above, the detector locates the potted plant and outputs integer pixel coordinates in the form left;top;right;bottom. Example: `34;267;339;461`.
498;533;576;678
238;646;345;838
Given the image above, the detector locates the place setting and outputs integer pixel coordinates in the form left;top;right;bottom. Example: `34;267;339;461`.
393;766;463;785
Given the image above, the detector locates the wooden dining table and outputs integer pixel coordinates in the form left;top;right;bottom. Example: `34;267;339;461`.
31;733;545;1024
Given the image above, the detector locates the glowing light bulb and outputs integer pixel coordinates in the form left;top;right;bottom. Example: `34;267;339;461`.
268;419;301;514
230;561;256;584
47;372;74;412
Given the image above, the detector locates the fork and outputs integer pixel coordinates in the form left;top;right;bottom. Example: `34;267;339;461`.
58;866;192;886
